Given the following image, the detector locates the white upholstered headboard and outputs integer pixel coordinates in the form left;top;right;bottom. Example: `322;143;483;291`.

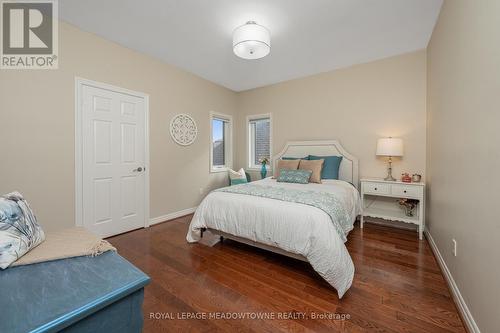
272;140;359;189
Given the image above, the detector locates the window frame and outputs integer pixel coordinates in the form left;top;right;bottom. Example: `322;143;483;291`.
246;113;272;171
209;111;233;173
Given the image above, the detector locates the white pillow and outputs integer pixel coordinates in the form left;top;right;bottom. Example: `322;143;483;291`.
228;168;248;185
229;168;246;181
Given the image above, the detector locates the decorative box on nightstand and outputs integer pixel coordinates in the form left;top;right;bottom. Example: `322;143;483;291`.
360;178;425;240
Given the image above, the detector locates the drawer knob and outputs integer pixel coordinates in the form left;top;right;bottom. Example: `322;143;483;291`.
404;190;407;193
374;187;377;190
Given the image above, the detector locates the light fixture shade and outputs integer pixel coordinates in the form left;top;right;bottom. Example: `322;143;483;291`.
376;138;403;157
233;21;270;60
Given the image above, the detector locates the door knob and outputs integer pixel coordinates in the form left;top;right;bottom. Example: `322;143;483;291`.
133;167;143;172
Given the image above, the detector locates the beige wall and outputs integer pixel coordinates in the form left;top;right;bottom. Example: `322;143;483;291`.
235;51;427;181
0;22;237;231
427;1;500;331
1;7;494;330
0;26;427;231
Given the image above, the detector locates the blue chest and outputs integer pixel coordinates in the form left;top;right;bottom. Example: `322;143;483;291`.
0;252;150;333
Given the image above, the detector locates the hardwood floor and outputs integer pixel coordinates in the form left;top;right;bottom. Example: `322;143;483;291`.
107;215;466;333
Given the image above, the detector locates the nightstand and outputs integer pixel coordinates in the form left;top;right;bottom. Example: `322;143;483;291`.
360;178;425;240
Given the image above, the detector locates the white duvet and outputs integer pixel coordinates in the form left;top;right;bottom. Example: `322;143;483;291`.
186;178;362;298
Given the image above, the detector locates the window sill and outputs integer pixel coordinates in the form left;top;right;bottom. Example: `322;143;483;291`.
247;166;272;171
210;167;229;173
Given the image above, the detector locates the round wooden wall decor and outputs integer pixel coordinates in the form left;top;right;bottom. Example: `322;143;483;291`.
169;114;198;146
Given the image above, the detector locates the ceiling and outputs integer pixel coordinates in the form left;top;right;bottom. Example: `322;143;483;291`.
59;0;442;92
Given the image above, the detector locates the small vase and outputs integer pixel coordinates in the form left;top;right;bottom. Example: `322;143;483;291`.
260;163;267;179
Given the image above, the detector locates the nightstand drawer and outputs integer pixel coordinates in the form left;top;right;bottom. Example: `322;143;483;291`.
391;184;421;198
363;182;390;195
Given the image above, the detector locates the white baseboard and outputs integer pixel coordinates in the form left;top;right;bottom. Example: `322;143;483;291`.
149;206;197;226
424;229;480;333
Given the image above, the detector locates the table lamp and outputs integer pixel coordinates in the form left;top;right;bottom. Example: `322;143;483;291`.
376;137;403;181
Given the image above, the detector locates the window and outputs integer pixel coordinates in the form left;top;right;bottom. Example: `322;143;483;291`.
248;114;271;169
210;112;232;172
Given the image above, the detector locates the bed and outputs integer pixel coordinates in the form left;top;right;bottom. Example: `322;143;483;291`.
187;140;361;298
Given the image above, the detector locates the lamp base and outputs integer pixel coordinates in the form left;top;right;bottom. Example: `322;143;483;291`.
384;156;396;182
384;175;396;182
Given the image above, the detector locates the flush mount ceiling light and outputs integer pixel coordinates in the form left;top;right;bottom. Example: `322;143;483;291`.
233;21;270;60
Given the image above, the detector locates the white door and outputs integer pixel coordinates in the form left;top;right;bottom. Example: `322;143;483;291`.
81;84;147;237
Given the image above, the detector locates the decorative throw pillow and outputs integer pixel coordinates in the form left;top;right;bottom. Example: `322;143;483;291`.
309;155;343;179
0;192;45;269
277;169;312;184
282;156;309;160
273;159;300;178
298;159;324;183
229;168;248;185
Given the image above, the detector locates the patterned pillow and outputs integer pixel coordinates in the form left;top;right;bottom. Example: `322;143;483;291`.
277;169;312;184
0;192;45;269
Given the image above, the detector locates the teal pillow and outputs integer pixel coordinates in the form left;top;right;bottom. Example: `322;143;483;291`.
230;178;248;186
308;155;343;179
282;156;309;160
277;169;312;184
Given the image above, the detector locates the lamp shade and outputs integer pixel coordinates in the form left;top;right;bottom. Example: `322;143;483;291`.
376;138;403;157
233;21;270;60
